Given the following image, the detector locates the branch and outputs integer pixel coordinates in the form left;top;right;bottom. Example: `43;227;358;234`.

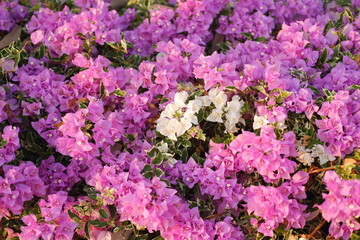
306;219;326;239
308;162;360;174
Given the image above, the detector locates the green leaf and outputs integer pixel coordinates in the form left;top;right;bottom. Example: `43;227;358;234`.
160;179;171;187
68;210;82;222
29;3;41;13
84;186;97;194
323;89;336;100
113;89;126;97
142;171;153;179
197;108;205;122
99;209;109;219
217;41;231;52
308;86;322;96
141;164;152;173
89;219;108;228
146;148;158;159
333;44;341;58
350;233;360;240
50;54;68;63
254;85;268;96
336;0;353;8
35;44;46;59
85;221;91;239
280;90;292;99
154;168;164;177
124;134;135;141
127;54;142;67
323;20;334;34
316;48;328;67
120;38;128;53
241;32;254;41
152;236;164;240
106;42;120;50
88;194;98;201
152;153;164;165
99;83;105;99
76;32;87;39
14;50;21;66
0;139;7;148
255;37;268;43
225;86;238;91
181;148;188;162
119;221;133;230
347;85;360;90
108;205;117;219
182;139;192;148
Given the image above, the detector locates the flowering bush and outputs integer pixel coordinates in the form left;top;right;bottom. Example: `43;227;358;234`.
0;0;359;239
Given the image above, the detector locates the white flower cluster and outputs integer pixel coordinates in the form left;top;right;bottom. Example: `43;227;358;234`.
156;91;201;140
156;89;245;140
253;115;286;130
297;144;336;166
311;144;336;165
204;88;245;133
253;115;269;130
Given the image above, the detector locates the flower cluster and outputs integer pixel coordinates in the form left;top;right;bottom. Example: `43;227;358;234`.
89;162;245;240
157;88;244;140
244;171;309;237
316;90;360;157
0;0;28;32
0;126;20;166
20;191;77;240
39;156;81;194
0;162;45;218
317;171;360;239
297;143;336;166
28;1;125;57
227;126;298;182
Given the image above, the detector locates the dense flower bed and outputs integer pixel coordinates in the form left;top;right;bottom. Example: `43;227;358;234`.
0;0;360;239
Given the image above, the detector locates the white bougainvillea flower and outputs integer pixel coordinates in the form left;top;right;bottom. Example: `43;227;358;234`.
297;145;314;166
208;88;227;109
207;108;224;123
173;91;188;108
224;95;245;132
253;115;269;130
311;144;336;165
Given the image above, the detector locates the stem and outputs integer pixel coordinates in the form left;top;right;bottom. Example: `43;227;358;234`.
307;219;326;239
204;212;226;220
308;162;360;174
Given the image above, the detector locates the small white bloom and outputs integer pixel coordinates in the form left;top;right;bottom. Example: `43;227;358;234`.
167;158;178;166
158;142;168;153
187;99;203;113
160;103;177;118
274;120;287;130
156;118;178;140
311;144;336;165
196;95;211;106
224;96;245;131
207;108;223;123
253;115;269;130
177;118;193;136
224;120;237;133
174;91;188;108
208;88;227;109
297;145;314;166
225;95;243;111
